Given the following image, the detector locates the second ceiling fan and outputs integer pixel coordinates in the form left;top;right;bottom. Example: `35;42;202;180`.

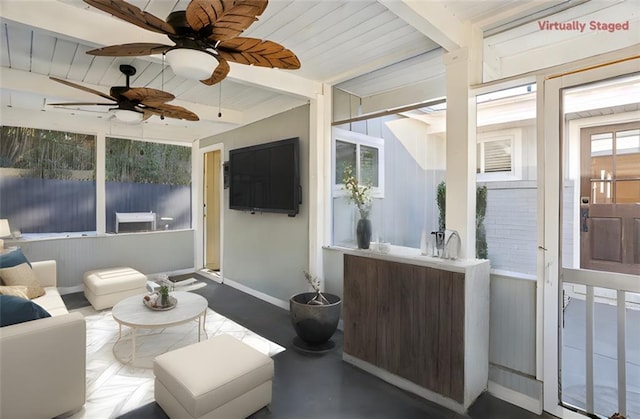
83;0;301;85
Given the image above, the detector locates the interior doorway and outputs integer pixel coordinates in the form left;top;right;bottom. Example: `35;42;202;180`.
203;149;222;272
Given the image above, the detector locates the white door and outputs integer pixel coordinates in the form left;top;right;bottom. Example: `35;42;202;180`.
542;64;640;418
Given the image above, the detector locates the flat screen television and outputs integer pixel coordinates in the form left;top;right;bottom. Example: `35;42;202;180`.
229;137;300;216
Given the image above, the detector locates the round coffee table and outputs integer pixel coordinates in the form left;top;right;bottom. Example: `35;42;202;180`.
112;291;208;366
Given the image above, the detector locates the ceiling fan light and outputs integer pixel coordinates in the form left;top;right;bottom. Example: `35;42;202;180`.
166;49;218;80
111;108;143;123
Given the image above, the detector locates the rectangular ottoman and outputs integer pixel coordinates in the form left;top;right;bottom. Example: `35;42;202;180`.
83;267;147;310
154;334;274;419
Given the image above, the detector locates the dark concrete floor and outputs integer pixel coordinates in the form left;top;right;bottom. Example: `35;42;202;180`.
63;274;556;419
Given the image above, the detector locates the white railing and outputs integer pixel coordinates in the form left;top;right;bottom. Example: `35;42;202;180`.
562;268;640;417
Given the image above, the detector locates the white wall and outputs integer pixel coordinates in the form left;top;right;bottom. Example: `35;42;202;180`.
199;105;312;302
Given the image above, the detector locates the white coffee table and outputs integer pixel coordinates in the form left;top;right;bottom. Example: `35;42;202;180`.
112;291;208;366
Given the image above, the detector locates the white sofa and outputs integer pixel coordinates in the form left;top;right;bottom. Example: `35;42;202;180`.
0;260;86;419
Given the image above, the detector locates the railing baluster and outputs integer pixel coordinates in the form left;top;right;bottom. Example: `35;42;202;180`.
617;290;627;417
586;285;594;414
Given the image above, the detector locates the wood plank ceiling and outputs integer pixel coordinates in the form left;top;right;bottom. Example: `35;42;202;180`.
0;0;637;142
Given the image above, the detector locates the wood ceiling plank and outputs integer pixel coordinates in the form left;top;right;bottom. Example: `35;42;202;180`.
242;0;297;39
299;9;398;61
5;24;32;71
66;45;97;82
30;31;57;75
259;1;345;43
49;38;78;78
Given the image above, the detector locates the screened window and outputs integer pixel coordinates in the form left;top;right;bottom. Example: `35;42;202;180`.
0;126;96;235
105;137;192;233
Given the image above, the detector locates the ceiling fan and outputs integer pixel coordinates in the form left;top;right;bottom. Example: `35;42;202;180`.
83;0;301;85
48;64;199;123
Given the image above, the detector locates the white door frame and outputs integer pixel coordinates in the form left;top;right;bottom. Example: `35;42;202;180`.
194;142;224;282
540;60;639;418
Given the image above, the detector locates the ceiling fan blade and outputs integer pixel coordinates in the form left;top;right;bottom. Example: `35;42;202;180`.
217;37;300;69
123;87;175;103
200;58;230;86
87;43;171;57
47;102;115;106
186;0;267;40
49;76;116;102
83;0;175;35
142;103;200;121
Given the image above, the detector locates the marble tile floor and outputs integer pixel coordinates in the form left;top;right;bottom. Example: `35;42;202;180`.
58;292;284;418
63;275;555;419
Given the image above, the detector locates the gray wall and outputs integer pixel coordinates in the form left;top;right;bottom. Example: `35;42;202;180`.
6;229;195;292
199;105;311;302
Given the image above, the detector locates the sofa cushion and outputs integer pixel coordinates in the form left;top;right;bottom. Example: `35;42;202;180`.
0;263;46;299
0;248;31;269
0;285;29;299
32;287;69;316
0;295;51;327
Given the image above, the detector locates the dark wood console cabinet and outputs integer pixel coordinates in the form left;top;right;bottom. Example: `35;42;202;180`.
342;253;489;412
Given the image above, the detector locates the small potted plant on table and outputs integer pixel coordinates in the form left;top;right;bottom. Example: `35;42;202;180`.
289;271;342;353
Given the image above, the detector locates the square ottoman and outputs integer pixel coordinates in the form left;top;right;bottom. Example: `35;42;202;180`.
83;267;147;310
154;334;274;419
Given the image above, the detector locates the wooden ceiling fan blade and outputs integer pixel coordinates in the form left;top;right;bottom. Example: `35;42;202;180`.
143;103;200;121
87;43;171;57
217;38;300;69
123;87;175;103
186;0;267;40
200;58;230;86
47;102;114;106
49;76;116;101
83;0;175;35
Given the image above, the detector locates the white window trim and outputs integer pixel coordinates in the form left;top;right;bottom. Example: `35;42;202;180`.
332;127;385;198
477;128;522;181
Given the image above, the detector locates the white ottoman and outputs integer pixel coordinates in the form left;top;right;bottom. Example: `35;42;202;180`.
83;267;147;310
154;334;274;419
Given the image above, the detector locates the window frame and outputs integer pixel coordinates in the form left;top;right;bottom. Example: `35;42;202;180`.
476;128;522;181
332;127;385;198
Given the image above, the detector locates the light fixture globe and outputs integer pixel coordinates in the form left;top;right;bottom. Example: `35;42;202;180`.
165;49;218;81
110;108;143;123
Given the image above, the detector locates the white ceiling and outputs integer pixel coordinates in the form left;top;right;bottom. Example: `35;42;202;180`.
1;0;637;143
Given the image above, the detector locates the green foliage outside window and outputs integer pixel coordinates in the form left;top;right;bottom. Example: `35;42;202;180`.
436;181;488;259
0;126;95;179
106;137;191;185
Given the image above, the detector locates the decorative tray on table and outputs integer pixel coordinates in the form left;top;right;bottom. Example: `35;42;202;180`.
142;293;177;311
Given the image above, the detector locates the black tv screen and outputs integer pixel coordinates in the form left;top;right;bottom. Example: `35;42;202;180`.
229;137;300;216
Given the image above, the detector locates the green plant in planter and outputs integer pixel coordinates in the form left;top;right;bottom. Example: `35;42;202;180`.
436;181;488;259
303;270;329;305
159;284;170;307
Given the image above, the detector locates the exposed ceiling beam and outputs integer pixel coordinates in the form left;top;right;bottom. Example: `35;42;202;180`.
0;0;319;99
378;0;466;52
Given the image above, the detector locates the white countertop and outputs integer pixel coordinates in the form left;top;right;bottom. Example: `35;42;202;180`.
325;244;489;273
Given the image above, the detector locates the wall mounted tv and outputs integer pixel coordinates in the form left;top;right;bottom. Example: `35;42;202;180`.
229;137;301;216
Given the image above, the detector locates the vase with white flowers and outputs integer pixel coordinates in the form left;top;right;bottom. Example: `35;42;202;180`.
342;165;373;249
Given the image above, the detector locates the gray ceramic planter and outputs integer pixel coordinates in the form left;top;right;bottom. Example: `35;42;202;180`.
289;292;342;351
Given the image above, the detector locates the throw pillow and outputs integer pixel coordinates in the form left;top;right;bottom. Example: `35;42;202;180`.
0;263;46;299
0;285;30;299
0;248;32;268
0;295;51;327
